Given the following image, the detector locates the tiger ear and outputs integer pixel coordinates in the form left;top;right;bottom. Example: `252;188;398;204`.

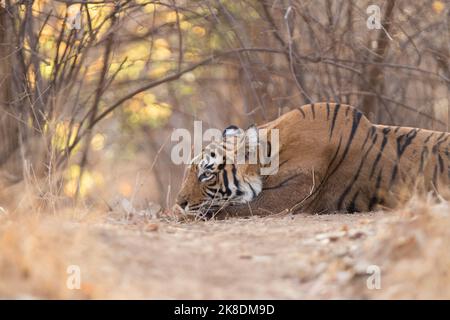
245;125;258;148
223;125;241;137
235;125;259;163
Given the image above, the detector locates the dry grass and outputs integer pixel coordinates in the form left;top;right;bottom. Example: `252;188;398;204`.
0;187;449;299
0;211;106;298
352;197;450;299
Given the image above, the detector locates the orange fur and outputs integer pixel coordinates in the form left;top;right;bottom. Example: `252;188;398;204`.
176;103;449;217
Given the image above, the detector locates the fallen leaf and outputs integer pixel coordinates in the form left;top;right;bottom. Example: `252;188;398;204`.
145;223;159;232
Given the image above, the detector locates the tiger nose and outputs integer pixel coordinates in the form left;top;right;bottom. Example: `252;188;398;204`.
177;198;188;210
179;201;188;210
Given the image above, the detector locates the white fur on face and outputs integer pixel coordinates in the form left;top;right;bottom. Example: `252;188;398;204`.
239;175;263;203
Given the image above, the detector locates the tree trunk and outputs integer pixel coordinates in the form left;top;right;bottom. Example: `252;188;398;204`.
0;5;20;175
359;0;396;122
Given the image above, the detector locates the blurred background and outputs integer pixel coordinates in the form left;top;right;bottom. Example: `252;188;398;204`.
0;0;448;212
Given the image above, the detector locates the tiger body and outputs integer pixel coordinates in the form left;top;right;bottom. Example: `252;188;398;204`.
176;103;449;217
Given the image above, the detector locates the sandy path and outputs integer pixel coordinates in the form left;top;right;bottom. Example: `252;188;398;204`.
1;207;448;299
84;212;386;299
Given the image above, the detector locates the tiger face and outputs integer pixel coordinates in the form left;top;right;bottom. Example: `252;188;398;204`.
175;126;263;217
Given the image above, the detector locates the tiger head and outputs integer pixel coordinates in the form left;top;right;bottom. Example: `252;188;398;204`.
175;125;265;217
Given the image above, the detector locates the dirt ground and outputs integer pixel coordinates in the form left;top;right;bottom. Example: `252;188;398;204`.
1;197;449;299
97;212;388;299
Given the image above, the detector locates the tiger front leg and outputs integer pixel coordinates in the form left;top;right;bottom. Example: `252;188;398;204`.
214;170;318;219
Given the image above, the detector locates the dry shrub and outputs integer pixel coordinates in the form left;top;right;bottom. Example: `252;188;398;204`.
0;212;111;299
352;193;450;299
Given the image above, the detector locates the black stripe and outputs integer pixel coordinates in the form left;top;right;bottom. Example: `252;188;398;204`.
436;132;446;141
311;103;316;119
222;169;231;196
424;132;434;144
248;183;257;199
345;106;350;117
396;129;418;158
372;133;378;145
361;126;376;150
369;169;383;211
328;136;343;171
346;190;360;213
299;108;306;118
231;164;243;196
446;147;450;180
419;146;429;173
370;127;390;178
326;102;330;120
329;103;341;140
328;110;362;178
337;132;377;210
338;109;362;161
433;165;438;187
438;154;444;173
432;134;448;154
390;164;398;186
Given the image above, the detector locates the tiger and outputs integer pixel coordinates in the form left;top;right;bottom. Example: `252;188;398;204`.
175;103;449;218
